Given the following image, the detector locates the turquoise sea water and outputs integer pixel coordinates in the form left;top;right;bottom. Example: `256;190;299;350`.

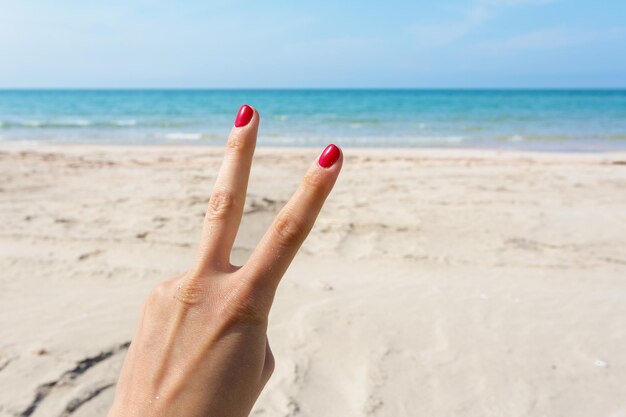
0;90;625;151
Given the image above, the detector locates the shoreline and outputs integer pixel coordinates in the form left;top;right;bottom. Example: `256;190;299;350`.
3;142;626;160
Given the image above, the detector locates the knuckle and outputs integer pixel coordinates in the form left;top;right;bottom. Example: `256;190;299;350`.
145;280;176;313
173;273;207;306
223;283;268;326
148;280;170;303
273;213;307;248
206;188;236;221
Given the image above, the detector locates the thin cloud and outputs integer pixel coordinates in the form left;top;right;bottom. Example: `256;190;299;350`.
473;26;626;52
408;0;554;47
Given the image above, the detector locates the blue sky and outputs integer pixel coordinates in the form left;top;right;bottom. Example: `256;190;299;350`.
0;0;624;88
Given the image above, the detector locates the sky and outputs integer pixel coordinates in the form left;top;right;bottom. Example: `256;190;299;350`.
0;0;625;88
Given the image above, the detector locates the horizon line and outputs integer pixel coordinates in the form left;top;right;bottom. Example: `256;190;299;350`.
1;86;625;91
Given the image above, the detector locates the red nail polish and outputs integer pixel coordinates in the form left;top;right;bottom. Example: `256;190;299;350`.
234;104;254;127
319;144;341;168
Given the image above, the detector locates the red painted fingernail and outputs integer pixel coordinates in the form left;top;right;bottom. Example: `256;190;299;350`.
234;104;254;127
319;144;341;168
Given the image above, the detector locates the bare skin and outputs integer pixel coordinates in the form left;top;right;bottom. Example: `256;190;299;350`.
107;105;343;417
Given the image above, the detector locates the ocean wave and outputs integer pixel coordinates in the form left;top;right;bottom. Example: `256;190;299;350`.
163;132;221;141
462;125;486;132
259;135;467;146
21;120;44;127
114;119;137;126
63;119;92;127
443;136;465;144
0;119;94;128
154;121;190;128
38;119;93;128
0;119;144;129
325;117;383;125
496;134;569;142
165;133;203;141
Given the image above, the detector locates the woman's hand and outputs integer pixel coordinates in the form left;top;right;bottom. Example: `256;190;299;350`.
107;105;342;417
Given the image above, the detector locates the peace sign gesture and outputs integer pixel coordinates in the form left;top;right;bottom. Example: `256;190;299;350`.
108;105;342;417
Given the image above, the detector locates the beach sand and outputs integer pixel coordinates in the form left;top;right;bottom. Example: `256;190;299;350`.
1;145;625;417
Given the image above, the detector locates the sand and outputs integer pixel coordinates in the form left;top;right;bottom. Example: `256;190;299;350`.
1;145;625;417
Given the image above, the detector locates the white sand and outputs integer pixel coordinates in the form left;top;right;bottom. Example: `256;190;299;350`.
1;145;625;417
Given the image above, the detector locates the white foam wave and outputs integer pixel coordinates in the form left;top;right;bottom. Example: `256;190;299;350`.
18;119;93;128
21;120;44;127
58;119;92;127
115;119;137;126
443;136;465;143
260;135;467;146
165;132;204;141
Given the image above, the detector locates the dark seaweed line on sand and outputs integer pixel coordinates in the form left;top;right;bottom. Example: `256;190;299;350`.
58;382;116;417
18;341;130;417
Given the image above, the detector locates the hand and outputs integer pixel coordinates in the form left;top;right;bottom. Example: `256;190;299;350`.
107;105;343;417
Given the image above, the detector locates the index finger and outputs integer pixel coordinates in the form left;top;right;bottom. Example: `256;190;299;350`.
242;144;343;294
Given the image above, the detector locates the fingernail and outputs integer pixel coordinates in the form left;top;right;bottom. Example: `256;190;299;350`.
319;144;341;168
234;104;254;127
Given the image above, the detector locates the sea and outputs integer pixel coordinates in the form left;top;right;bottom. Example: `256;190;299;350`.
0;89;625;151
